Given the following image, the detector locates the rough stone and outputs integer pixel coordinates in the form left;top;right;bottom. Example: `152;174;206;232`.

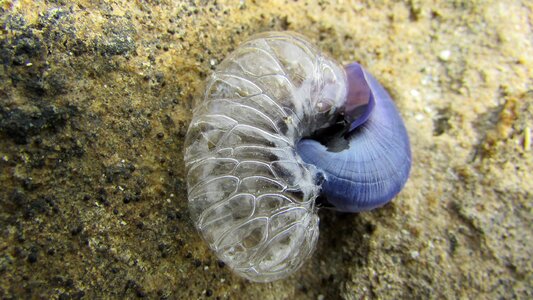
0;0;531;299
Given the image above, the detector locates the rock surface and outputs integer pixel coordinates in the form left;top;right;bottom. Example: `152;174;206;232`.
0;0;531;299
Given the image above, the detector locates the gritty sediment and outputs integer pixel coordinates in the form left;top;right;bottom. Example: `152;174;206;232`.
0;1;531;299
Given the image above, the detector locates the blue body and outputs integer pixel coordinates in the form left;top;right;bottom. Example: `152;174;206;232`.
297;63;411;212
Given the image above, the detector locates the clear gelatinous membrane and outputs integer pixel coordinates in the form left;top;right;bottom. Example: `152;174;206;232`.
184;31;347;282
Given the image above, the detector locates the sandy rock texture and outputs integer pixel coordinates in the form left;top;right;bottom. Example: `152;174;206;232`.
0;0;531;299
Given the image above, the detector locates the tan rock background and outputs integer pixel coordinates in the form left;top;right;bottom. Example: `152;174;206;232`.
0;0;531;298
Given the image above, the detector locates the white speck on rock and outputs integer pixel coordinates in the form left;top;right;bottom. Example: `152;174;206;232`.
439;50;452;61
410;89;421;100
421;75;433;86
411;251;420;259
